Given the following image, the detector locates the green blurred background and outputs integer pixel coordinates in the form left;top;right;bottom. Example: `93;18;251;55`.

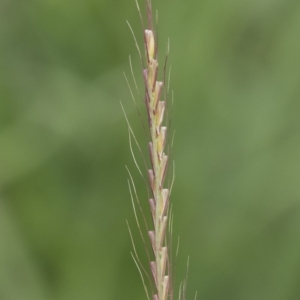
1;0;300;299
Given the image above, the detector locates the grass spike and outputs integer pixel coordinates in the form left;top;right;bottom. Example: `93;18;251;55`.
125;1;194;299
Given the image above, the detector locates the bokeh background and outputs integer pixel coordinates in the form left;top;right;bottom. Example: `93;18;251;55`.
1;0;300;299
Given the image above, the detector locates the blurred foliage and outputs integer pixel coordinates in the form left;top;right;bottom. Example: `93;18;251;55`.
1;0;300;299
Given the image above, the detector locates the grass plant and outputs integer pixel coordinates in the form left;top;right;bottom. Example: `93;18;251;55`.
122;1;192;300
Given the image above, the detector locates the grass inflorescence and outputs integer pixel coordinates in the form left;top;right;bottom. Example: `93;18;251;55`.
123;1;192;300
